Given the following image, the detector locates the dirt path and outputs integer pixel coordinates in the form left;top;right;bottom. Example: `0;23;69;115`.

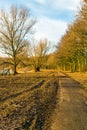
50;73;87;130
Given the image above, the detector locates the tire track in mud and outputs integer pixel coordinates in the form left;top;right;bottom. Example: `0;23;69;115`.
0;77;59;130
0;79;45;102
22;78;59;130
0;79;47;129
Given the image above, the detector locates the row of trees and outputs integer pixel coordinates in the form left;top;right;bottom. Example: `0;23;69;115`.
56;0;87;72
0;6;50;74
0;0;86;74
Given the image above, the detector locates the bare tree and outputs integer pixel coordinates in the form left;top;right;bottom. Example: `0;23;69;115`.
0;6;36;74
28;39;50;72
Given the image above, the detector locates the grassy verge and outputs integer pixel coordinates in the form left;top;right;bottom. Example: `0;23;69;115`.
66;72;87;90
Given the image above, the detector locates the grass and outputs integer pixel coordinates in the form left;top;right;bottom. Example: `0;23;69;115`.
66;72;87;90
0;70;59;130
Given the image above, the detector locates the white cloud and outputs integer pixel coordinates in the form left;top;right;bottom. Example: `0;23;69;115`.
34;17;68;43
32;0;81;43
50;0;81;11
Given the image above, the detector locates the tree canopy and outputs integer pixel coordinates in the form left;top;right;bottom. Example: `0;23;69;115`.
55;0;87;72
0;6;36;74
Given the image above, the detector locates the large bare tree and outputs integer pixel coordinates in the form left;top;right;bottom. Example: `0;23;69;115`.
28;39;50;72
0;6;36;74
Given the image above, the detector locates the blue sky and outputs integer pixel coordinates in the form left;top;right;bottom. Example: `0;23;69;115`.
0;0;81;44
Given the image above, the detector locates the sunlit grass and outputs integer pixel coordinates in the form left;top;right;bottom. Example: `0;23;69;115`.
67;72;87;90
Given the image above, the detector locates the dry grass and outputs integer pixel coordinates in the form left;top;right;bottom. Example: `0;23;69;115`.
66;72;87;90
0;71;59;130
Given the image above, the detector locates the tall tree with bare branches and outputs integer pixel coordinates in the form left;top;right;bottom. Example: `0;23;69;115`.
0;6;36;74
28;39;50;72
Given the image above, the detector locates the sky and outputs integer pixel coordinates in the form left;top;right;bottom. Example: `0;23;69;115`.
0;0;81;45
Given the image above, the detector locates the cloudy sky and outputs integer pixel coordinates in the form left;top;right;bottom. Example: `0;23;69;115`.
0;0;81;44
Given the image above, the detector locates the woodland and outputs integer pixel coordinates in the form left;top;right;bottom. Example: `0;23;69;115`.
0;0;87;74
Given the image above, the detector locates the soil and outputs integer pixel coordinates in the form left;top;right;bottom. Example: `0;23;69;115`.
0;71;87;130
0;71;58;130
50;73;87;130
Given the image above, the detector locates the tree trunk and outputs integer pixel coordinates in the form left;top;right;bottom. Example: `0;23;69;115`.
13;63;17;75
35;66;40;72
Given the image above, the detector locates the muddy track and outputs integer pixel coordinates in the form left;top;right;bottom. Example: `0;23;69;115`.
0;77;58;130
50;72;87;130
0;80;45;102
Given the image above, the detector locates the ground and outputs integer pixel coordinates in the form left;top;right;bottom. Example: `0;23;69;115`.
50;72;87;130
0;70;87;130
66;72;87;90
0;70;58;130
